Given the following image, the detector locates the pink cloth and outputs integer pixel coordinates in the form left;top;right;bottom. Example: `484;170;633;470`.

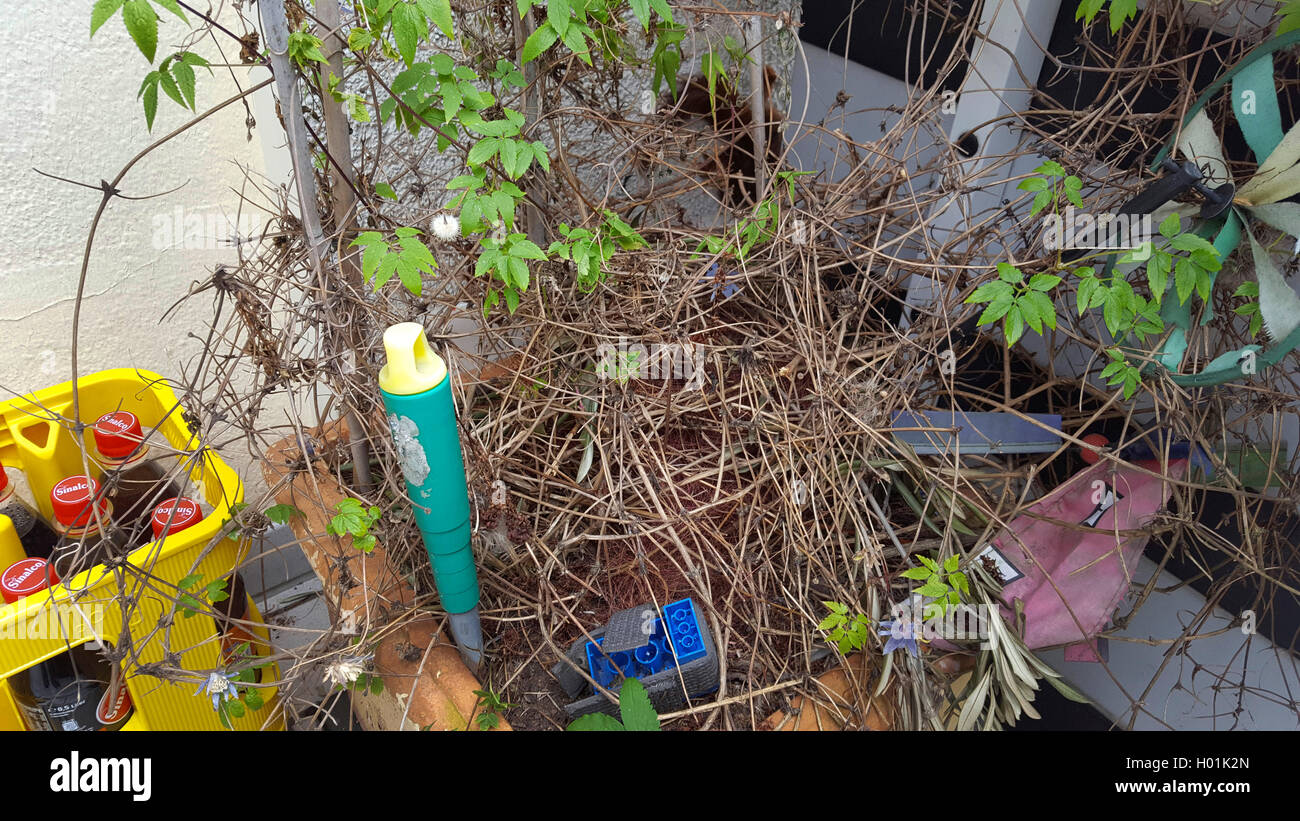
982;459;1186;650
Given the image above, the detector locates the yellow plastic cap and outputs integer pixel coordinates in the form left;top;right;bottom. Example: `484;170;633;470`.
379;322;447;396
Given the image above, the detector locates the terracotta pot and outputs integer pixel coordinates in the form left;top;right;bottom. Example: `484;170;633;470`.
263;424;509;731
760;654;893;731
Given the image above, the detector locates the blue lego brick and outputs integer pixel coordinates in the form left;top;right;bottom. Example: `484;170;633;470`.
583;598;707;683
663;599;707;665
561;597;720;720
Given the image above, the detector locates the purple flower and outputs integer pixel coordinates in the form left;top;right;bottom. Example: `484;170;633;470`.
878;619;921;657
195;670;240;712
701;263;739;302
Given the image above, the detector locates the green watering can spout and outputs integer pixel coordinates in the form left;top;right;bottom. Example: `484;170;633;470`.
379;322;482;670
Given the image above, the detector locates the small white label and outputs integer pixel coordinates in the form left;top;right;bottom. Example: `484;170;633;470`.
976;543;1024;584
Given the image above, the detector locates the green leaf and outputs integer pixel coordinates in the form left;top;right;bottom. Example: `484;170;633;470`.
205;579;229;602
391;2;422;67
966;280;1012;304
468;137;499;166
1020;293;1045;335
1145;252;1170;304
917;555;940;572
1108;0;1137;33
244;690;264;711
617;678;661;731
977;294;1014;326
532;141;551;172
508;238;547;260
91;0;125;36
649;0;675;23
1159;212;1181;238
1026;290;1057;330
900;567;933;580
1035;160;1065;178
141;77;159;130
1030;189;1051;216
996;263;1024;284
1004;305;1025;345
1235;281;1259;299
561;23;590;64
950;571;970;597
151;0;186;23
498;139;519;177
265;503;302;524
461;196;484;234
1195;268;1212;304
122;0;158;62
1122;369;1139;399
506;256;529;289
415;0;455;39
1017;177;1049;192
375;182;398;201
171;59;197;109
1077;275;1098;316
348;27;374;51
567;712;625;731
1028;273;1061;291
629;0;651;28
943;555;960;573
917;578;950;598
157;67;184;107
1170;232;1217;256
1102;290;1125;337
1174;257;1197;305
1076;0;1106;23
522;22;559;63
547;0;572;36
178;573;203;590
225;699;245;719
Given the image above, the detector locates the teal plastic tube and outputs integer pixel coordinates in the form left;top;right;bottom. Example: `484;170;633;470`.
379;323;481;667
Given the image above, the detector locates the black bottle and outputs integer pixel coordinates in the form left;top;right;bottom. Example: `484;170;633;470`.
1;558;133;731
0;458;59;559
93;411;184;546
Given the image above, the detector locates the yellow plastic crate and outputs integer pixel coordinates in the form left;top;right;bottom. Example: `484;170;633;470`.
0;369;281;730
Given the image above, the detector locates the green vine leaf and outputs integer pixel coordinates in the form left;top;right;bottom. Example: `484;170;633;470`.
122;0;160;62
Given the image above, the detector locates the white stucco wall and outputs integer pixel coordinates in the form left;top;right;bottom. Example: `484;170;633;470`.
0;1;279;480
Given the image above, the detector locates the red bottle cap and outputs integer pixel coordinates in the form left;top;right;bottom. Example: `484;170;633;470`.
151;497;204;539
94;411;144;460
1;558;58;603
50;476;108;529
0;456;8;495
1079;433;1109;465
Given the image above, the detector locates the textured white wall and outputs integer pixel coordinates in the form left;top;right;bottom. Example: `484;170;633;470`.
0;1;278;479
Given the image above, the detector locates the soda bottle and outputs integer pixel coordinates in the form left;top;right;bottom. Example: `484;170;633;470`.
151;498;261;681
0;457;59;559
48;476;125;582
2;558;134;731
93;411;183;546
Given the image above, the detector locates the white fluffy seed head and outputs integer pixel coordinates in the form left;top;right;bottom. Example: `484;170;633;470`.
430;213;459;240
